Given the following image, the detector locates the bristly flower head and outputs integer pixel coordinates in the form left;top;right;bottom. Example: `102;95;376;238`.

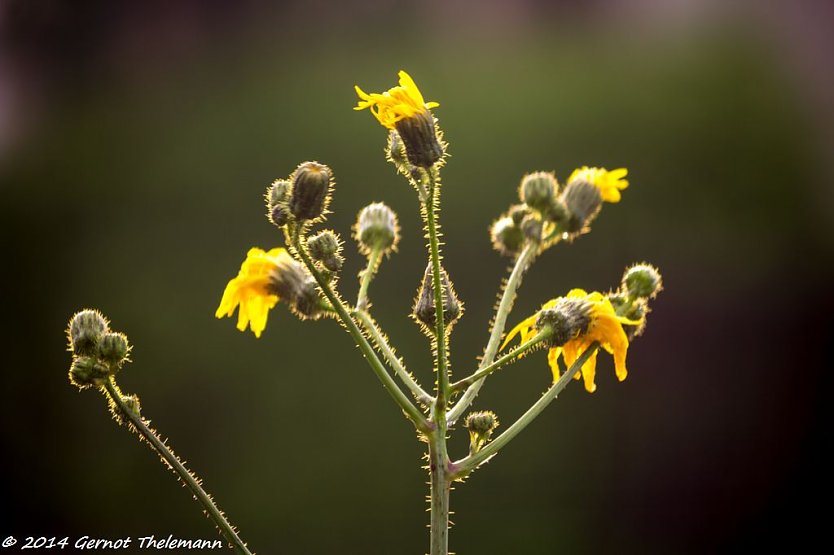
567;167;629;203
502;289;641;393
215;247;321;338
354;70;444;168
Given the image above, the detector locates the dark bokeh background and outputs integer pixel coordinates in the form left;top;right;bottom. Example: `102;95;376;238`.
2;1;832;553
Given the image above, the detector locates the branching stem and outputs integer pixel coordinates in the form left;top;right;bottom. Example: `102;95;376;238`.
450;328;550;392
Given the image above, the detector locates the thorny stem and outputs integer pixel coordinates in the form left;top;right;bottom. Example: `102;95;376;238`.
447;241;539;425
450;328;550;393
424;168;450;407
291;228;431;433
102;378;253;555
356;246;383;311
450;342;600;478
352;308;432;406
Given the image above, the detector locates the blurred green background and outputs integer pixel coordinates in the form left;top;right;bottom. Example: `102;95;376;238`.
2;1;832;553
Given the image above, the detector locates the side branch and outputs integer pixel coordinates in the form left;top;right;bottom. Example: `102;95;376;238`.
450;342;599;478
291;230;431;433
102;379;253;555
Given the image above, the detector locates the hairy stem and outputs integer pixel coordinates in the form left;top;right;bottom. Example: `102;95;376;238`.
424;169;450;408
102;379;253;555
450;343;599;478
352;309;432;406
291;229;431;433
428;434;450;555
450;328;550;392
447;242;539;425
356;246;383;311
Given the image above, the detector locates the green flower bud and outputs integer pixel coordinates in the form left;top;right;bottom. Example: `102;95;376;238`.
68;309;109;356
520;215;543;242
561;178;602;233
288;161;333;222
355;202;400;255
535;297;592;347
395;111;444;168
412;263;463;332
545;196;569;227
464;410;500;454
266;179;292;227
490;216;524;257
519;172;558;213
307;230;342;261
69;356;111;389
98;332;131;367
622;263;663;299
386;130;411;175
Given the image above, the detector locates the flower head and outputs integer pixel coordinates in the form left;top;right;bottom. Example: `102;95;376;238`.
215;247;291;338
355;70;443;168
567;167;629;203
354;70;439;130
502;289;640;393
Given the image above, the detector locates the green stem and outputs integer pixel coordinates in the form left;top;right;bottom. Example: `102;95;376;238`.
450;328;550;393
447;242;538;425
356;246;383;311
424;169;450;408
102;379;252;555
450;342;599;478
291;229;431;433
352;309;432;406
428;432;450;555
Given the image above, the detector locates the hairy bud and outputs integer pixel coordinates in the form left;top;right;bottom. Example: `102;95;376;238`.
464;410;500;454
355;202;400;255
519;172;558;213
68;309;109;356
412;263;462;332
490;216;524;257
561;178;603;233
395;111;444;168
288;161;333;222
98;332;131;368
622;263;663;299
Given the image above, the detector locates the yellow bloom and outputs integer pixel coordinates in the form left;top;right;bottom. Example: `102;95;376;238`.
354;70;440;130
567;167;629;203
215;247;289;338
502;289;640;393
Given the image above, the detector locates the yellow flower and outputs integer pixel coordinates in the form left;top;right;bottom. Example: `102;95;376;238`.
354;70;440;130
567;167;629;203
215;247;289;338
502;289;640;393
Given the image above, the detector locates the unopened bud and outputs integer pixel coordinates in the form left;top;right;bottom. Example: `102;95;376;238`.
266;179;292;227
69;356;111;388
98;332;130;367
520;215;543;242
519;172;558;213
308;230;341;261
68;309;109;356
623;263;663;299
355;202;400;255
508;204;530;225
490;217;524;257
288;161;333;222
412;263;462;332
464;410;500;454
561;178;602;233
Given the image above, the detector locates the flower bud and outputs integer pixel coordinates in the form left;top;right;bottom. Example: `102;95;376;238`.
464;410;500;454
308;230;342;260
266;179;292;227
68;309;109;356
69;356;111;389
490;216;524;257
545;196;569;227
561;178;602;233
412;263;462;332
98;332;131;367
288;161;333;222
519;172;558;213
355;202;400;255
622;263;663;299
535;297;592;347
508;204;530;225
520;215;543;242
386;130;411;174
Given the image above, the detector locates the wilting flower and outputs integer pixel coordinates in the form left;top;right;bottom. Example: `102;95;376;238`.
567;167;629;203
354;70;443;168
502;289;640;393
215;247;290;338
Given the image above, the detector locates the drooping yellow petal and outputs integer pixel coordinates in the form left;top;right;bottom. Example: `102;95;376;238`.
354;70;439;130
567;166;629;203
